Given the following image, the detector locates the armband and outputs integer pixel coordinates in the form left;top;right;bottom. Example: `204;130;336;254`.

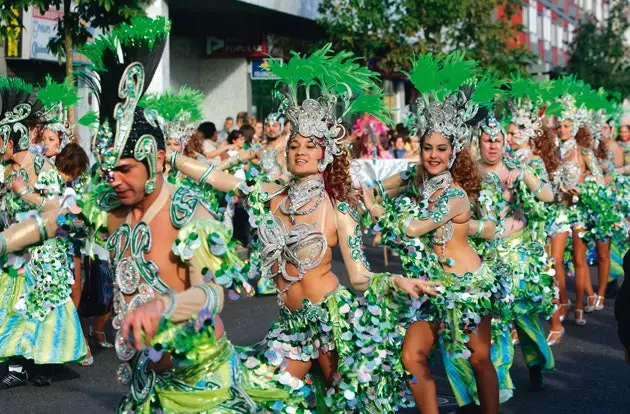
0;235;7;257
34;215;48;243
198;164;215;185
400;216;414;235
532;180;544;197
473;220;485;238
169;151;180;169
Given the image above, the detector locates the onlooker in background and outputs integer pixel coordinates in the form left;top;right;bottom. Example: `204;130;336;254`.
359;134;391;159
197;121;219;159
235;111;248;129
404;135;420;161
281;120;292;141
239;124;256;146
218;117;234;142
390;135;407;159
253;120;264;144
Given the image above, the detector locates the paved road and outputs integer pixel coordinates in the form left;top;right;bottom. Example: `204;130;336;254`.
0;246;626;413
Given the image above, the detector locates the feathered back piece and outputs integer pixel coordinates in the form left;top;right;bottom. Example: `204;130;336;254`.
140;86;204;147
402;51;504;164
0;76;46;153
267;43;393;171
79;16;170;195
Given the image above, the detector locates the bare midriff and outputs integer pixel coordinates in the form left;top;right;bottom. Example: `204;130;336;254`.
436;217;481;276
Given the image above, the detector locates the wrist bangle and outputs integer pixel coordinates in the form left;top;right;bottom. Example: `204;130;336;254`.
473;220;485;238
17;187;30;197
400;216;413;235
198;164;215;185
376;180;386;199
532;180;544;197
160;290;177;321
196;284;219;314
170;151;180;169
391;276;403;292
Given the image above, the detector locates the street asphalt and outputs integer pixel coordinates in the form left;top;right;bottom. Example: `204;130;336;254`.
0;245;626;413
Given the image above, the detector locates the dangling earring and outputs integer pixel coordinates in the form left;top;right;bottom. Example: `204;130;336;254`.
447;152;455;169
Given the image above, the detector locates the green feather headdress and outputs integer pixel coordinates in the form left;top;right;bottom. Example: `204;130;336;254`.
267;43;392;171
403;51;504;163
35;74;81;147
140;86;204;146
79;15;170;197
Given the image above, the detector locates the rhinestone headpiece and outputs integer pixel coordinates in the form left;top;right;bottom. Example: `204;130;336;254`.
479;114;504;143
509;103;541;145
268;44;392;172
405;51;503;168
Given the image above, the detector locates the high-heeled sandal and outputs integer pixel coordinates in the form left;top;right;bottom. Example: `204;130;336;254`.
546;328;565;346
594;296;605;311
574;309;587;326
584;295;598;313
558;300;572;322
89;327;114;348
80;347;94;366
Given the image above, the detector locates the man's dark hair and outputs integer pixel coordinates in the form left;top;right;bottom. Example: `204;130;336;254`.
55;143;89;180
197;122;217;139
225;117;234;122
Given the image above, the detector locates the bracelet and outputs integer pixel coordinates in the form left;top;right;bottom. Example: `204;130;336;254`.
198;164;215;185
391;276;403;293
196;284;219;314
400;216;413;235
34;215;48;242
473;220;485;238
17;187;30;197
160;290;177;321
532;180;545;197
375;180;386;199
236;152;241;162
169;151;180;169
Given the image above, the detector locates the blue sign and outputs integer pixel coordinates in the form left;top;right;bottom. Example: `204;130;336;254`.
250;59;279;80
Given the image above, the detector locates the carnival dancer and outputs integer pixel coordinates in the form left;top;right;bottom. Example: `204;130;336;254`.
0;17;314;413
163;44;434;412
0;76;86;388
361;52;508;414
573;91;629;314
545;77;605;334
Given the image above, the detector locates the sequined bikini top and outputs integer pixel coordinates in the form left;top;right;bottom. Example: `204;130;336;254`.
258;177;328;292
554;139;580;192
421;172;455;248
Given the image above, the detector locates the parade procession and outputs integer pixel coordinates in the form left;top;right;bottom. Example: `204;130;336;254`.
0;1;629;413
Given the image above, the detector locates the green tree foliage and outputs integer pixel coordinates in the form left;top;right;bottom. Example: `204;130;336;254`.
566;0;630;98
0;0;151;127
317;0;535;76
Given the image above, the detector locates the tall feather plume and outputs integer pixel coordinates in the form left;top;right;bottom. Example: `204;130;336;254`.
78;16;171;125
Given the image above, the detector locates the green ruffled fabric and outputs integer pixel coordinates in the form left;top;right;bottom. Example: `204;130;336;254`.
117;309;313;413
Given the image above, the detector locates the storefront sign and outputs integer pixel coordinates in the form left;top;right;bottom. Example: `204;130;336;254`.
250;59;278;80
205;36;267;58
31;8;62;61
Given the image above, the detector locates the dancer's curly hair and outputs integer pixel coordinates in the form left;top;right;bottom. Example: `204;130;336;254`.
323;146;358;208
183;131;205;158
575;126;607;160
415;137;482;205
533;126;560;176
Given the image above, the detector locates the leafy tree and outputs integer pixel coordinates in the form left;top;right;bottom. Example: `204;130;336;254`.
566;0;630;98
0;0;151;124
317;0;534;76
